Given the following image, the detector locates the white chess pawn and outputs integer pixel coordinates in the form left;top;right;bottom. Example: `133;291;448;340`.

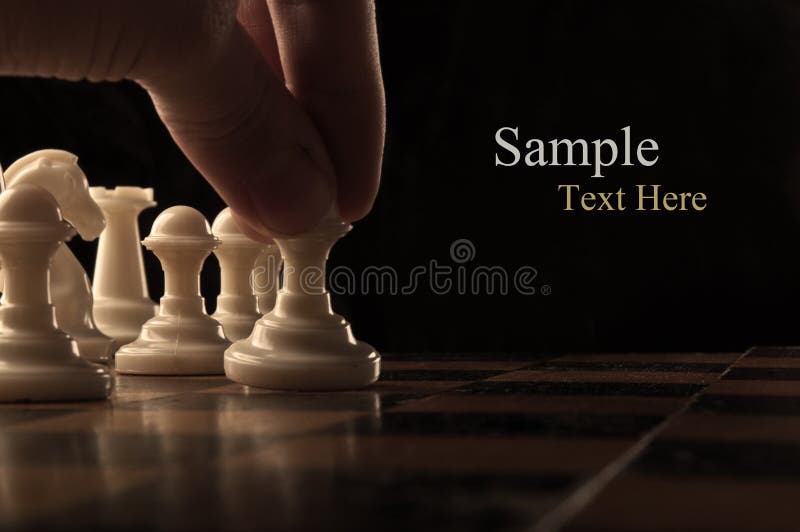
211;207;263;341
3;150;114;364
224;211;380;390
254;243;282;315
0;184;111;402
116;206;229;375
90;186;158;346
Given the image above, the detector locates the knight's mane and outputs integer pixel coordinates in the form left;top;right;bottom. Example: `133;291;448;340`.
4;149;79;185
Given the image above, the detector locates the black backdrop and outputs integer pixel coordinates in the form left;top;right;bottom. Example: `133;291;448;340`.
0;0;798;354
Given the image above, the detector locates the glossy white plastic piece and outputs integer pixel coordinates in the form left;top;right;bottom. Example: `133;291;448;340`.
211;207;263;341
0;184;111;402
90;186;158;345
116;206;229;375
254;243;282;315
224;210;380;390
3;150;114;364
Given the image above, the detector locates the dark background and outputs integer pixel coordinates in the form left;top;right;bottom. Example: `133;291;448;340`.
0;1;798;354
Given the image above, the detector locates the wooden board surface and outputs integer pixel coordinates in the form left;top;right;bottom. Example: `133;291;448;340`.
0;347;796;531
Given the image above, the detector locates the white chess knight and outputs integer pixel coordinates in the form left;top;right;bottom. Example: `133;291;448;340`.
0;184;111;402
90;186;158;345
116;206;229;375
211;207;268;341
224;208;380;390
1;150;114;364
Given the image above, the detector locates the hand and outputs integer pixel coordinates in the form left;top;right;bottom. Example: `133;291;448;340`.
0;0;385;240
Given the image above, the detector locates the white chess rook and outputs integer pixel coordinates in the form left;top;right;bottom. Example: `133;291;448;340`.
116;206;229;375
224;211;380;390
0;184;111;402
90;186;158;346
211;207;263;341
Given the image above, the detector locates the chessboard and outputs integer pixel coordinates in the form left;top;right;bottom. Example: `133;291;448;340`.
0;347;797;532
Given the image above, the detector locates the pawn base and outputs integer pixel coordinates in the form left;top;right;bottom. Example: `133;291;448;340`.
116;309;229;375
0;357;111;403
116;341;227;375
224;338;380;391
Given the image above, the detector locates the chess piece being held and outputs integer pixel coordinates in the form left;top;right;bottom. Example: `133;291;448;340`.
2;150;114;364
211;207;266;341
254;241;282;315
116;206;229;375
225;208;380;390
0;184;111;402
90;186;158;346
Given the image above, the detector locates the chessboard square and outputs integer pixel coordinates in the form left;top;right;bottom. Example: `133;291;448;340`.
704;380;800;397
113;375;231;395
111;391;187;404
117;389;385;413
456;380;705;397
43;465;570;532
564;474;800;532
659;413;800;443
330;411;664;439
381;360;530;371
380;369;507;382
746;346;800;358
723;367;800;381
0;408;86;428
0;431;237;467
235;434;635;476
539;359;729;373
0;464;157;528
633;439;800;480
491;369;716;385
554;352;741;365
369;380;468;393
691;393;800;416
7;407;362;438
380;352;555;362
734;357;800;369
392;394;687;416
201;386;429;410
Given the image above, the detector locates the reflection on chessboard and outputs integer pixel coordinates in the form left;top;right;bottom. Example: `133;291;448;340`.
0;348;798;531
